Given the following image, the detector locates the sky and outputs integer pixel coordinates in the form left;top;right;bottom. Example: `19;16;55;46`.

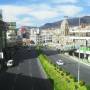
0;0;90;27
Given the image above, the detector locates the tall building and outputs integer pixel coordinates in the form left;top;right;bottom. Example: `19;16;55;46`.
60;17;69;36
0;20;8;51
6;22;17;47
0;10;8;63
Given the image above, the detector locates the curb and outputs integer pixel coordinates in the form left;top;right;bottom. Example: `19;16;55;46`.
37;58;47;79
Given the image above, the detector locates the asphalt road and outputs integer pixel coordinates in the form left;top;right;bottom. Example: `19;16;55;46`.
0;47;53;90
42;47;90;84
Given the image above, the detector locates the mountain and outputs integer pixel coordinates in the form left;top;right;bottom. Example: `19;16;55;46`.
40;16;90;29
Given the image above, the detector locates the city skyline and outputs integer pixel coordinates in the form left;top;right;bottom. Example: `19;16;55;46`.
0;0;90;27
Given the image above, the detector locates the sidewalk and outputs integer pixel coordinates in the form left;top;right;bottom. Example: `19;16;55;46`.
61;53;90;67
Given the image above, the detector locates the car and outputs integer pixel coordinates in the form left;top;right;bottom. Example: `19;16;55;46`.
6;59;14;67
56;59;64;65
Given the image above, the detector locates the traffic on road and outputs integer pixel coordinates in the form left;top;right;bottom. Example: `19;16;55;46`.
42;47;90;84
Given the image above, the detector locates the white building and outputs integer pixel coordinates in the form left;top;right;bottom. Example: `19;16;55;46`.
6;22;17;47
29;27;40;45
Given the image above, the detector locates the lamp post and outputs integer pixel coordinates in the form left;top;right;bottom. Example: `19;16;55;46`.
78;50;80;83
78;17;81;83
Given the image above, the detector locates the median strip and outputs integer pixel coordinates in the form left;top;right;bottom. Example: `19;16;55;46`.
37;49;88;90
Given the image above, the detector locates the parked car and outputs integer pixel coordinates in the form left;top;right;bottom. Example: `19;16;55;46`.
3;47;15;67
56;59;64;65
6;59;14;67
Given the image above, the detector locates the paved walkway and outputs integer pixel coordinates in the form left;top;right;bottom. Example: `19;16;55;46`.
61;53;90;67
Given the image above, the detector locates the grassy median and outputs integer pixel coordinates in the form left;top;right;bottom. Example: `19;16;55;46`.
36;48;88;90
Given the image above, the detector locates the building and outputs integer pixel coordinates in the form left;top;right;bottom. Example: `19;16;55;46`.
17;27;40;46
45;17;74;50
0;10;7;50
69;24;90;59
69;25;90;46
0;20;7;51
60;17;69;36
39;17;90;52
29;27;40;45
0;21;17;69
6;22;17;47
40;29;53;45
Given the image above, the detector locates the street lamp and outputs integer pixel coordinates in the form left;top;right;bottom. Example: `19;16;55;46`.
78;51;80;83
78;17;81;83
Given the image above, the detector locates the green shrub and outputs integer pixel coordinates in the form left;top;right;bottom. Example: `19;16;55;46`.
79;80;85;86
37;52;87;90
66;72;70;75
61;72;64;76
65;77;70;83
73;76;77;82
69;74;74;79
86;84;90;90
59;67;63;71
74;84;79;90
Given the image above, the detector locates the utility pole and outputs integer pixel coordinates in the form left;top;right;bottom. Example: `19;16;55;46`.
78;50;80;83
78;17;81;83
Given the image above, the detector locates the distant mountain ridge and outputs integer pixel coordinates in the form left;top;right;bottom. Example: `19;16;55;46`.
40;16;90;29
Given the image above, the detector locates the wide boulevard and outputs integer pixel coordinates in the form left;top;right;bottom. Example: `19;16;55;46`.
42;47;90;84
0;47;53;90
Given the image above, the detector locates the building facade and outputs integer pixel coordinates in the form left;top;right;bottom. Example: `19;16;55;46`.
0;11;8;51
6;22;17;47
0;20;7;51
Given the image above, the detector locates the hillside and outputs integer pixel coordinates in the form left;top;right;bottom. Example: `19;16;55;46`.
40;16;90;29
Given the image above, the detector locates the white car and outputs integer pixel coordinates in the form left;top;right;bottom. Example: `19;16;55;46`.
7;60;14;67
56;60;64;65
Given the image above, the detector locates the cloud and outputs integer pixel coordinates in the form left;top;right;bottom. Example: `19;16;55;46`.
0;4;59;24
29;4;59;20
0;5;31;21
51;0;78;4
30;10;58;20
0;4;83;27
57;5;83;16
29;4;82;20
17;17;32;27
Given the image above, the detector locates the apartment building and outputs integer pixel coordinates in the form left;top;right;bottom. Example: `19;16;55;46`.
6;22;17;47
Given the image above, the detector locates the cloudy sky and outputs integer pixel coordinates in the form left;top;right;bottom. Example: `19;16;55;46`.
0;0;90;27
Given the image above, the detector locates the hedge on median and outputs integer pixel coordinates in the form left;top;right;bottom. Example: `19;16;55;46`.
38;53;87;90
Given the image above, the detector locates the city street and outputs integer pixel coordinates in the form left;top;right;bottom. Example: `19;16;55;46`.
42;47;90;84
0;0;90;90
0;47;53;90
